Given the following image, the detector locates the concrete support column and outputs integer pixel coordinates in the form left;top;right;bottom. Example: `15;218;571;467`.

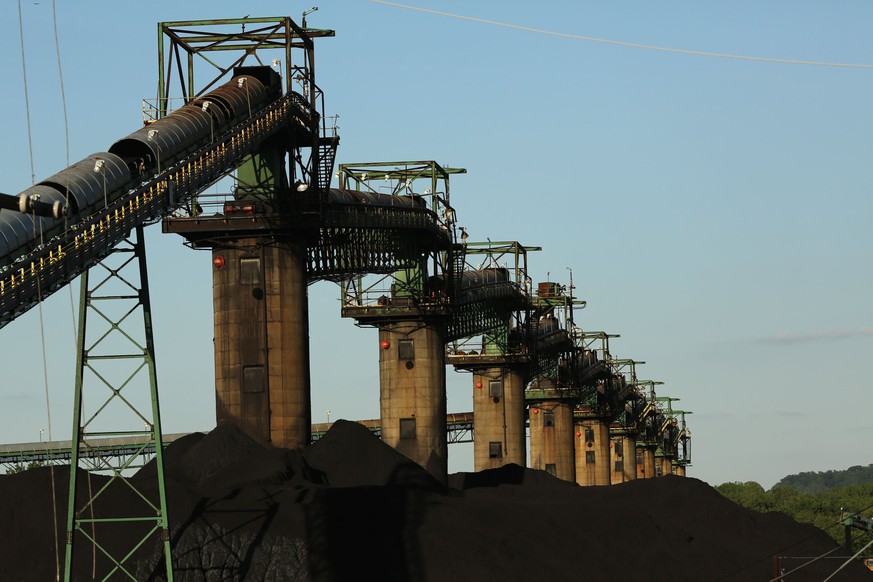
675;464;687;477
529;400;575;482
212;238;311;449
264;241;311;448
574;417;610;486
659;457;673;477
214;243;261;441
638;447;657;479
378;321;447;483
623;435;638;482
609;432;638;484
472;368;526;471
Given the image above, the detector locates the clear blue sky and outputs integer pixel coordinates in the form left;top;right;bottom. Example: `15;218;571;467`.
1;1;871;489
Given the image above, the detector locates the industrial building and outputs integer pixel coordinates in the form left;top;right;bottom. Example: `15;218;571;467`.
0;17;691;581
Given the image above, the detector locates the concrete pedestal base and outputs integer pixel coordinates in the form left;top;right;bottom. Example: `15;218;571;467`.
213;239;311;448
378;322;447;483
529;400;575;482
472;368;526;471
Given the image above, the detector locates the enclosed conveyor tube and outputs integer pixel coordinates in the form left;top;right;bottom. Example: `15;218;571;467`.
313;188;436;234
524;315;572;353
0;192;68;219
0;72;277;271
322;188;427;208
573;349;611;385
454;268;527;310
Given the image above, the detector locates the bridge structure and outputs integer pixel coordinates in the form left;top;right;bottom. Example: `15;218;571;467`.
0;16;692;581
0;413;477;472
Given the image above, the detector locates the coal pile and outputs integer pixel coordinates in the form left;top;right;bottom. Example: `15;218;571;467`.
0;420;868;581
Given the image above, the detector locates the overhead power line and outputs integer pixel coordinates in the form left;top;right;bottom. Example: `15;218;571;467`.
372;0;873;69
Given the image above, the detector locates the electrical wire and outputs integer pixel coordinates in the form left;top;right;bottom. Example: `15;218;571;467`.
852;501;873;516
17;2;61;581
49;4;97;576
51;0;69;167
371;0;873;69
816;503;873;580
769;545;841;581
716;510;858;582
49;0;79;345
53;0;81;575
17;1;36;190
49;5;99;575
34;254;61;582
823;536;873;581
729;499;873;582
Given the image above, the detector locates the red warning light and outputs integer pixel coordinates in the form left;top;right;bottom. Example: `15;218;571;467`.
380;340;390;350
532;408;539;414
576;431;582;437
213;256;225;269
475;381;483;389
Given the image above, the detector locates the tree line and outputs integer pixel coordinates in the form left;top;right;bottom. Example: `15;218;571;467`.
715;480;873;555
775;464;873;494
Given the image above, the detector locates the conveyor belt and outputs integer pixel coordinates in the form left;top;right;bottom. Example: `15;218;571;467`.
0;92;305;329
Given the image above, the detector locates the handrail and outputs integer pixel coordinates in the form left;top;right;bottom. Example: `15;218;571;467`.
0;93;302;329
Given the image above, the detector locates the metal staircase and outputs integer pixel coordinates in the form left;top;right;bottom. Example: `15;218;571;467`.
316;135;340;191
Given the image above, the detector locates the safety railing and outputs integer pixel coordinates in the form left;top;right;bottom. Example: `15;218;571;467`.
0;93;303;328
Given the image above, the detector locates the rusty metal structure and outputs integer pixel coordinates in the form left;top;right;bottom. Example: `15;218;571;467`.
0;14;694;579
447;241;538;470
524;279;583;481
572;331;620;486
607;358;645;483
632;379;665;478
338;161;461;483
654;397;692;476
0;16;343;580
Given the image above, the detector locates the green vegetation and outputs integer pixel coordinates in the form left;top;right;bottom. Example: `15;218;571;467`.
775;464;873;494
715;480;873;555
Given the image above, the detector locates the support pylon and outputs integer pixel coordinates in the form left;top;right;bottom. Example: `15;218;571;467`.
64;225;173;581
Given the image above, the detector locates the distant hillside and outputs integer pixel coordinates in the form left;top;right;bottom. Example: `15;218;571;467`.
776;464;873;494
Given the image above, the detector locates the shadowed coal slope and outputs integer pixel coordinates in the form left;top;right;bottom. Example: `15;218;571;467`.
0;420;868;581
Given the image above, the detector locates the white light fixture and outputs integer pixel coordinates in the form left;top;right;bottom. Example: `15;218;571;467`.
147;129;158;141
295;181;309;192
302;6;318;28
93;159;105;172
201;102;210;112
237;77;246;88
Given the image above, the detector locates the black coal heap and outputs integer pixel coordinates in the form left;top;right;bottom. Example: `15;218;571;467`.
0;420;867;581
